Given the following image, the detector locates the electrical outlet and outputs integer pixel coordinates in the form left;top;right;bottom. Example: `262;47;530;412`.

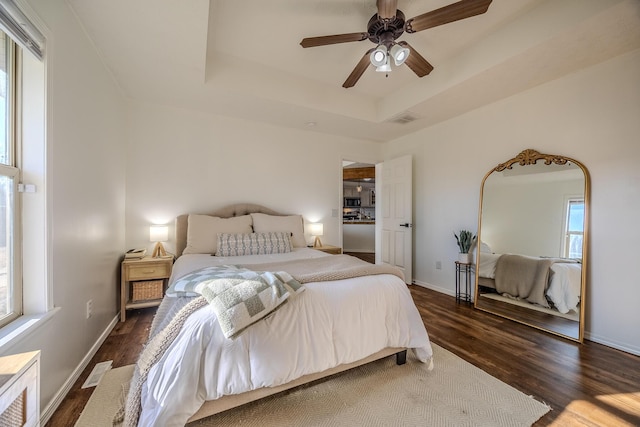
435;261;442;270
86;299;93;319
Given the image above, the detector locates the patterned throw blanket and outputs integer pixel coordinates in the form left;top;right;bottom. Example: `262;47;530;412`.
168;265;305;338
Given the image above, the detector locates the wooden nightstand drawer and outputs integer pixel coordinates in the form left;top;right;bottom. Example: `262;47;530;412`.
127;262;171;280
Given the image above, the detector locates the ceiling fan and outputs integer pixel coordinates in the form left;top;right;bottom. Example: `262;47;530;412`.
300;0;493;88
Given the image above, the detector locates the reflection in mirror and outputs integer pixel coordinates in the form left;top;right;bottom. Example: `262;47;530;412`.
474;149;589;342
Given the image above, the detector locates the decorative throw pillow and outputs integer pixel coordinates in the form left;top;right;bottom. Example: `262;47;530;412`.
250;213;306;247
216;232;293;257
183;214;253;255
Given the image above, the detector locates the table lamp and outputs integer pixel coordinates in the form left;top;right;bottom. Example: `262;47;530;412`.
309;223;324;248
150;225;168;258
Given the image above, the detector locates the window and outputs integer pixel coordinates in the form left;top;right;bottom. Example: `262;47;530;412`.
0;30;20;328
0;1;48;342
563;198;584;259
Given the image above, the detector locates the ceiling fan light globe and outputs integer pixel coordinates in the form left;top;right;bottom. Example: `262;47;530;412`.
375;61;392;73
369;45;388;67
390;44;410;66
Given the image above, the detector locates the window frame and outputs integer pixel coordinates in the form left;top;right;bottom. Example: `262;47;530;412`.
0;32;22;329
562;196;584;259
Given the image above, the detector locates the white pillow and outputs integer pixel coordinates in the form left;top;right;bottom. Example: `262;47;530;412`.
479;241;493;253
183;214;253;254
250;213;306;247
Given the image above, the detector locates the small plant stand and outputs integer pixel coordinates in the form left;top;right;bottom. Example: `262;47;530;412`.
455;261;474;303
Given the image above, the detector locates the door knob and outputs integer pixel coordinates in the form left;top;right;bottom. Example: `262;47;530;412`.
399;223;413;228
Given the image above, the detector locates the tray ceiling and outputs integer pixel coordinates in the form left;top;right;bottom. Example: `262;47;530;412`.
67;0;640;142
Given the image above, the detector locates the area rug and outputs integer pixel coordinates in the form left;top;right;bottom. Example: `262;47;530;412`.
76;344;550;427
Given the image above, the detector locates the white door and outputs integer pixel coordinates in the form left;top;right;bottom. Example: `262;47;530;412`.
377;155;413;284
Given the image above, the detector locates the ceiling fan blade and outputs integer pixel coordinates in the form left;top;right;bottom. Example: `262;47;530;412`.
398;42;434;77
405;0;492;33
343;49;374;88
376;0;398;20
300;33;368;48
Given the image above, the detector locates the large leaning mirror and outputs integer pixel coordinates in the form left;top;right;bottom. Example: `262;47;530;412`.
475;149;589;342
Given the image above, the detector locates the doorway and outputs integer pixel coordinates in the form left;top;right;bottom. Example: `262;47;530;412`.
342;160;376;263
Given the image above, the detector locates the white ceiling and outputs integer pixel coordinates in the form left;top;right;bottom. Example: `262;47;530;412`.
67;0;640;142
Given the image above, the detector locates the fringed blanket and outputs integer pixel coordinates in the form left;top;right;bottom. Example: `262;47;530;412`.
114;296;208;427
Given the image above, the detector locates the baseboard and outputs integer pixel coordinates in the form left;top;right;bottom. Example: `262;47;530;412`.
40;314;119;425
584;331;640;357
411;279;457;298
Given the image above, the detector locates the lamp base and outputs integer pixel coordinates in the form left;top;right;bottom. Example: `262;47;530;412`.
152;242;167;258
313;236;322;248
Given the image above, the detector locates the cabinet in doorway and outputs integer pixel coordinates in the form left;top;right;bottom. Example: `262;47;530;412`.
360;185;375;207
344;186;358;198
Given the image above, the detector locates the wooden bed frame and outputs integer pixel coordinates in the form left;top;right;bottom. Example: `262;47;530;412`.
174;203;408;423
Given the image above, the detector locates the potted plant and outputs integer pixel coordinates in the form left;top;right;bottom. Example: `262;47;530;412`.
454;230;476;263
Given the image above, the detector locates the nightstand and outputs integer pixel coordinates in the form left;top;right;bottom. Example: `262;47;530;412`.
120;256;173;321
313;245;342;255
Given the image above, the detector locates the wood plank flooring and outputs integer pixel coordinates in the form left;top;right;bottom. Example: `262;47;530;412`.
45;308;155;426
344;252;375;264
410;287;640;426
46;287;640;427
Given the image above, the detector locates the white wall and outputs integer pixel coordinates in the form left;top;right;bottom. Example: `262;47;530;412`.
482;177;584;256
383;49;640;355
124;100;382;253
1;0;127;418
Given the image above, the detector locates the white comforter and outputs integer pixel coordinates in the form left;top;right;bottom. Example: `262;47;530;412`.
547;262;582;314
138;250;433;426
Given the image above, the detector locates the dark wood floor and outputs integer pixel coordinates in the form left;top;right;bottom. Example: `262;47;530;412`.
47;286;640;427
344;251;375;264
45;308;155;426
411;287;640;426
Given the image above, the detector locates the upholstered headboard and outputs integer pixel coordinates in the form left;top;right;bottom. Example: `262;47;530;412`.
175;203;289;257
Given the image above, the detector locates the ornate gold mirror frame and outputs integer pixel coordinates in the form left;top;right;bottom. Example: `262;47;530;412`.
475;149;590;342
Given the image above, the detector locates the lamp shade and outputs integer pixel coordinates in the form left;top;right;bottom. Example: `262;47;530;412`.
369;45;387;67
149;225;169;242
308;223;323;236
389;44;410;66
375;58;392;73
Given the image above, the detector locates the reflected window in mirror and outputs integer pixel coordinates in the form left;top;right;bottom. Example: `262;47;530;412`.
563;198;584;259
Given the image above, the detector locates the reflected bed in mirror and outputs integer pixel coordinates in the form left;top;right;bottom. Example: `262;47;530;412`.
475;149;590;342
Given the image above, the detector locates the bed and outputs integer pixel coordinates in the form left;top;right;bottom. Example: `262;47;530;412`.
477;250;582;314
122;204;433;426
